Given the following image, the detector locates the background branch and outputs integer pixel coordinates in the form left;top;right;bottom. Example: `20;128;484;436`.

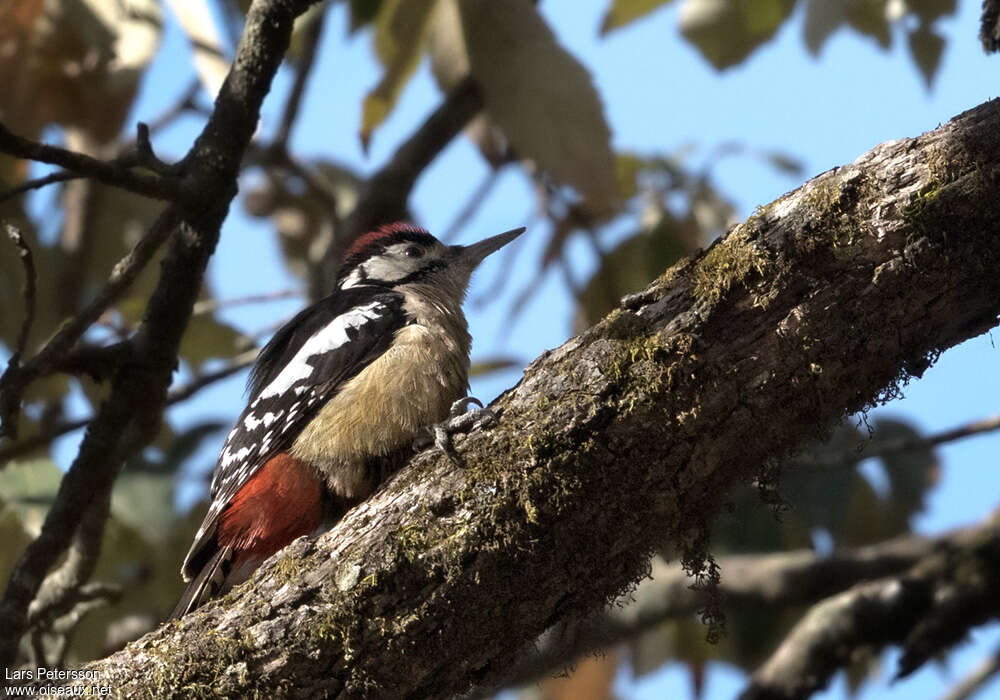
494;526;962;692
741;511;1000;700
0;122;182;201
0;349;257;465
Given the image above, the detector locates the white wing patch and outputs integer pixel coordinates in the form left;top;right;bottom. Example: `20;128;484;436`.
260;302;385;398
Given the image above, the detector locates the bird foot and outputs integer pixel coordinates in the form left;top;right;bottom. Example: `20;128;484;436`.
414;397;496;465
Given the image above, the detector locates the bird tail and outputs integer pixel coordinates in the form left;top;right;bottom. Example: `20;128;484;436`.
169;545;234;620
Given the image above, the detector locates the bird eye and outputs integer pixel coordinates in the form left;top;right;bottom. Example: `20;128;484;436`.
403;245;424;258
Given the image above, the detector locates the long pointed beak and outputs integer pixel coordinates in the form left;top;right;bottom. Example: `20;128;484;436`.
450;227;525;268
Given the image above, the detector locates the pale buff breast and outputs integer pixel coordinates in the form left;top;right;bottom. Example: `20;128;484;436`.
289;322;470;479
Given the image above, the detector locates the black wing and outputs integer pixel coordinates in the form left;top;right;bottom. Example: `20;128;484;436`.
181;287;407;580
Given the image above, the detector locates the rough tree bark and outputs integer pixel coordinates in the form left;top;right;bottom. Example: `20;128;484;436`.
54;98;1000;698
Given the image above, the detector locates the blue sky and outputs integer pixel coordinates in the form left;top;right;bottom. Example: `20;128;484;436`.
44;0;1000;697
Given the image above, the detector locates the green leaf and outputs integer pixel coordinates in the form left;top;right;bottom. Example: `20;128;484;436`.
870;418;939;531
349;0;383;33
845;0;890;49
111;472;177;544
0;458;63;535
427;0;469;92
803;0;845;55
906;0;957;25
360;0;436;148
460;0;619;215
907;24;945;88
126;421;226;474
678;0;796;69
177;313;246;368
600;0;677;35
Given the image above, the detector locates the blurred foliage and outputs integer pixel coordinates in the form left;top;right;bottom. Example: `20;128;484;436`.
0;459;203;662
616;417;940;691
0;0;972;689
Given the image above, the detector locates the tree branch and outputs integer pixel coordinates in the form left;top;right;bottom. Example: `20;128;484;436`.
940;643;1000;700
0;0;318;673
66;98;1000;697
3;222;37;362
495;528;959;692
982;0;1000;52
0;122;183;201
741;511;1000;700
0;349;256;465
274;7;325;148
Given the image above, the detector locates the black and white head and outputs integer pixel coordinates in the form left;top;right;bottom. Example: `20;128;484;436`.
337;222;524;295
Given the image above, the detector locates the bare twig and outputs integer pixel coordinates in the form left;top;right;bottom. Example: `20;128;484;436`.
939;644;1000;700
192;289;301;316
800;414;1000;469
0;210;179;438
145;80;205;135
3;223;37;360
27;491;111;630
274;7;326;148
133;123;182;177
982;0;1000;52
0;350;257;464
441;167;502;243
859;414;1000;460
494;529;955;692
0;223;38;438
0;121;182;201
164;349;257;403
741;512;1000;700
0;171;83;204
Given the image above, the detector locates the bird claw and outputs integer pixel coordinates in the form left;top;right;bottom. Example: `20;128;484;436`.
413;396;496;465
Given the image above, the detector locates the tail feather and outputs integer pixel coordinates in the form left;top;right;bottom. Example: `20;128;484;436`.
169;545;234;620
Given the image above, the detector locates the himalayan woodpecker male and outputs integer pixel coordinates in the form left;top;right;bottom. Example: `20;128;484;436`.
172;222;523;618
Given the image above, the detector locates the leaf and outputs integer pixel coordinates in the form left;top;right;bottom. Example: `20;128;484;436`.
360;0;437;148
111;472;177;544
678;0;796;70
870;418;939;531
845;0;891;49
907;24;945;88
762;150;804;177
427;0;469;92
460;0;619;215
177;313;246;368
167;0;231;98
0;458;63;535
803;0;845;55
243;159;365;282
0;0;162;141
126;421;226;474
600;0;677;35
616;152;646;200
905;0;957;25
349;0;382;33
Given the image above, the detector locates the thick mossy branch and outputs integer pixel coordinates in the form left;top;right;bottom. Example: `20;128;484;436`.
80;99;1000;698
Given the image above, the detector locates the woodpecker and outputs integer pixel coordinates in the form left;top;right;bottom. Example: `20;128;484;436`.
171;222;523;618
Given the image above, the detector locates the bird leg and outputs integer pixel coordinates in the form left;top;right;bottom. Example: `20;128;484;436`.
414;397;496;464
